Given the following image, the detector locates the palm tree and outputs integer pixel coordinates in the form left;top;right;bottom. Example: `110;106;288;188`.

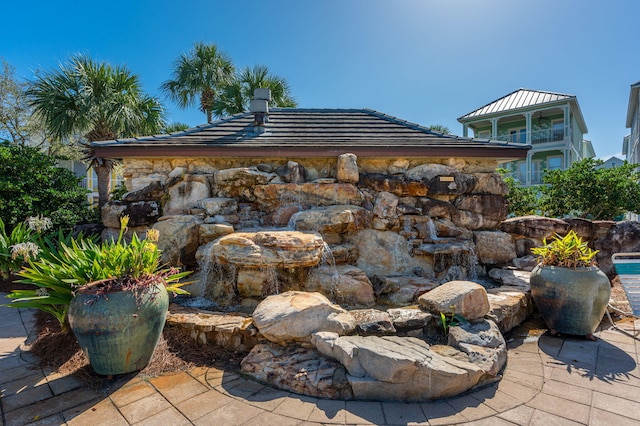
428;124;452;135
213;65;297;117
27;55;164;209
161;43;235;123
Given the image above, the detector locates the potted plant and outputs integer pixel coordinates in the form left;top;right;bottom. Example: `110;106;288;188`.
4;216;190;376
530;230;610;340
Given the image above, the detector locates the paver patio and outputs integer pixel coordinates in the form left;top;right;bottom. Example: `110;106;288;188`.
1;293;639;425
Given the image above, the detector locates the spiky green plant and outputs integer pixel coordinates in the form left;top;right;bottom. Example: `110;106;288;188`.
4;216;189;331
531;230;598;268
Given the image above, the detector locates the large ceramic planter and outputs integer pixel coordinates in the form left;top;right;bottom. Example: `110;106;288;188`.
68;282;169;375
529;265;610;336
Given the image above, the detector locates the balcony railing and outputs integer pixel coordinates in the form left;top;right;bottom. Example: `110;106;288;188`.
494;128;569;145
503;170;546;185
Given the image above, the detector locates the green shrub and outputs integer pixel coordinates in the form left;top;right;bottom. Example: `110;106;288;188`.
0;143;92;230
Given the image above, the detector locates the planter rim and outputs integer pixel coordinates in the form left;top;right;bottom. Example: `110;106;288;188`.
534;265;602;272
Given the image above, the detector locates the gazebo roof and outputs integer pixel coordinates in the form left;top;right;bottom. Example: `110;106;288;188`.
92;108;530;160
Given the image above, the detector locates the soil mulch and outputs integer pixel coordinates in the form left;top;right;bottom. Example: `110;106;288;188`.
28;311;244;389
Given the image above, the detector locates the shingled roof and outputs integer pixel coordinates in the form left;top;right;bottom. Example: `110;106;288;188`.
92;108;529;159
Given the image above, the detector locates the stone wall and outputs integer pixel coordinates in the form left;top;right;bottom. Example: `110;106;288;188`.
102;154;517;308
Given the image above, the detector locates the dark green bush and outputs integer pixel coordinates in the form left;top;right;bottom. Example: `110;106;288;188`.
0;143;92;230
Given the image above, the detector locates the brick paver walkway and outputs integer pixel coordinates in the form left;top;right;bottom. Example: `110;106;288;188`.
1;293;639;425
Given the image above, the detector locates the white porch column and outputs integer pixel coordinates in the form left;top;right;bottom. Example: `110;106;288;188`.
491;118;498;140
525;112;532;144
563;105;570;138
462;124;468;138
526;151;532;185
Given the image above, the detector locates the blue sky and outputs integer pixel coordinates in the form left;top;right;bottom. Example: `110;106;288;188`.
1;0;638;158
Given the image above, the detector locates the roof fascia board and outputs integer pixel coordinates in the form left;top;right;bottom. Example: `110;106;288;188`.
626;82;640;128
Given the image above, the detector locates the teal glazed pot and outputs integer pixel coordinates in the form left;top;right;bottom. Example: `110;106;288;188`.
68;282;168;375
529;265;611;336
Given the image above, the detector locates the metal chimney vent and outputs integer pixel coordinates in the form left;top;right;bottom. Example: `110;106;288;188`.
250;88;271;130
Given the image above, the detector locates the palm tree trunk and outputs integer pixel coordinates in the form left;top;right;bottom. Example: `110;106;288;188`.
96;164;111;210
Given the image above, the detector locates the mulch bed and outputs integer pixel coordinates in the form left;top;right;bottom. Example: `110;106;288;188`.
28;310;244;389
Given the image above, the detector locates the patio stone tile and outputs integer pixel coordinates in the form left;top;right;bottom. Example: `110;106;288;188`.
444;395;497;421
243;386;291;411
505;358;544;376
501;368;544;389
496;405;535;425
45;372;83;395
242;411;304;426
344;400;385;425
272;394;318;421
589;406;640;426
591;390;640;420
65;397;129;426
541;379;592;405
1;381;53;412
174;389;234;421
528;408;584;425
308;399;346;424
462;416;516;426
0;370;48;397
193;398;263;426
538;335;565;356
381;401;427;424
119;393;172;424
109;380;156;407
150;371;209;404
526;392;590;424
23;413;67;425
556;339;598;369
220;377;266;398
420;400;468;425
495;378;540;403
134;406;191;426
3;388;101;425
471;388;521;413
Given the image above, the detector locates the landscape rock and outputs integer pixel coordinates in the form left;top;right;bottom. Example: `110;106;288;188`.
500;216;569;239
252;291;356;344
473;231;516;265
486;287;533;333
290;205;369;234
241;344;352;399
122;180;166;202
337;153;359;184
153;215;203;266
349;309;396;335
418;280;490;320
358;173;427;197
304;265;375;306
164;174;211;215
447;319;507;376
387;308;432;330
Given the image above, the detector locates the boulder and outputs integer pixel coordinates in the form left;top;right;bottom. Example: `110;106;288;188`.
349;309;396;335
454;195;508;222
253;183;364;213
358;173;427;197
387;308;432;331
418;281;490;320
122;180;166;202
311;333;486;401
252;291;356;344
594;221;640;275
153;215;203;266
486;287;533;333
472;173;509;195
488;268;531;289
304;265;375;306
241;344;352;399
372;191;399;230
199;197;238;216
164;174;211;215
198;223;235;245
447;319;507;376
416;198;459;220
473;231;516;265
129;173;167;192
214;167;276;188
453;210;501;231
337;153;359;184
500;216;569;239
350;229;433;277
212;231;325;269
290;205;369;234
277;160;306;184
101;201;160;228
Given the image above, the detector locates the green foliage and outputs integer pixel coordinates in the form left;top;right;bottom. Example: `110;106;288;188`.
428;124;452;135
531;230;598;268
110;182;129;201
539;158;640;220
437;305;467;336
0;143;92;229
4;216;190;331
498;170;541;217
0;218;37;279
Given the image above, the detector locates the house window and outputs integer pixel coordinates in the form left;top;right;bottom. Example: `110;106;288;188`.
509;128;526;143
477;130;490;139
547;156;563;170
552;121;564;141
